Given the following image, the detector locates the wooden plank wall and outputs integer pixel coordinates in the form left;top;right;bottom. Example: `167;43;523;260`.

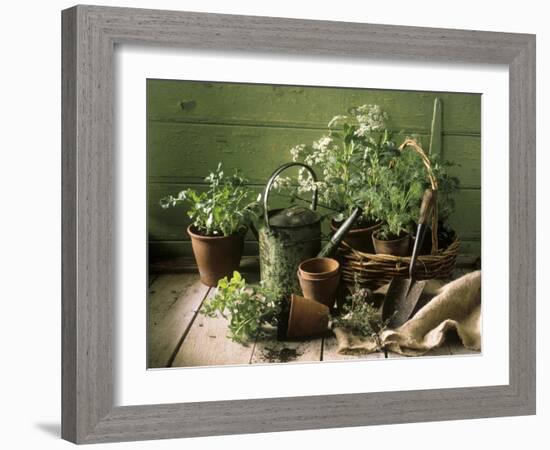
147;80;481;260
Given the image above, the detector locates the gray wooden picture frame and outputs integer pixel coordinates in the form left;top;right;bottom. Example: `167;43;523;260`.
61;4;536;444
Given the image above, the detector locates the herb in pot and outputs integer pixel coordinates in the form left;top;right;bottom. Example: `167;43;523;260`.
374;147;460;254
366;146;433;255
387;147;460;230
360;156;422;255
159;163;261;287
374;171;424;241
201;271;281;344
275;104;399;226
159;163;259;237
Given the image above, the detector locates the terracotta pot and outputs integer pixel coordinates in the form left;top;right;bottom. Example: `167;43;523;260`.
372;231;411;257
298;257;340;308
187;225;245;287
287;294;330;338
330;219;382;253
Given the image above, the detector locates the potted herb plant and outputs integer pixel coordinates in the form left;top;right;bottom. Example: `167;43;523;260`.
160;163;259;287
366;146;427;256
371;182;422;256
276;104;399;252
370;141;461;256
371;204;415;257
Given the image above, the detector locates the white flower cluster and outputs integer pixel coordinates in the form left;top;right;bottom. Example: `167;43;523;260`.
297;168;327;194
289;144;306;162
277;104;390;218
312;135;333;151
352;104;388;137
302;135;334;167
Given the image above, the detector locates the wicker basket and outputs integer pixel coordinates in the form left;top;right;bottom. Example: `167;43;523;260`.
336;138;460;290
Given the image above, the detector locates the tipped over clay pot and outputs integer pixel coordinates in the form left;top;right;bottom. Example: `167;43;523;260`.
287;294;330;339
187;225;245;287
297;257;340;308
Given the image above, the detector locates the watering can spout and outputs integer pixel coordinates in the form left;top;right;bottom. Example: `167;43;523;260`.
317;207;362;258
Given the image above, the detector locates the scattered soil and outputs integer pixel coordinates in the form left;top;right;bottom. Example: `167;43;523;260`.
261;346;302;363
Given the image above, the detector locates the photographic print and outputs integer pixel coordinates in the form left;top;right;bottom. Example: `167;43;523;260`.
147;80;481;368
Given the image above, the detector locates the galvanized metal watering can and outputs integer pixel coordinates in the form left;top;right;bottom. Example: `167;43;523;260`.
256;162;363;340
257;161;364;297
257;162;322;298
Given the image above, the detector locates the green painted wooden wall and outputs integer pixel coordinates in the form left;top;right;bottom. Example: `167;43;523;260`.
147;79;481;259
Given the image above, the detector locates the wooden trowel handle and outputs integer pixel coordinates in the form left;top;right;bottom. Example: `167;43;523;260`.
409;189;436;279
418;188;436;225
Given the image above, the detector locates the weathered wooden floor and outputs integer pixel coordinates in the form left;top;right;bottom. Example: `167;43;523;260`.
148;271;479;368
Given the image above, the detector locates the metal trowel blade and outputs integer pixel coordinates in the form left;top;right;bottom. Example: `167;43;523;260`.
382;278;427;329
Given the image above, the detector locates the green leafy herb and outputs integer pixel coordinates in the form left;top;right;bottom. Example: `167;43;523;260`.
278;104;459;234
365;143;459;240
201;271;281;343
159;163;260;236
278;105;399;225
372;154;425;239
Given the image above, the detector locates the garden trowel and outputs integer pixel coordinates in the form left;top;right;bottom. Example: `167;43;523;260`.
382;188;436;328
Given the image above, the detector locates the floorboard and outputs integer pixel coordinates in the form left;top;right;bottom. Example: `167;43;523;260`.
148;274;210;368
171;289;256;367
151;269;481;368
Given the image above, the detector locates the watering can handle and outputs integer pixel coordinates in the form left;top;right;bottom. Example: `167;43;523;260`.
263;162;318;230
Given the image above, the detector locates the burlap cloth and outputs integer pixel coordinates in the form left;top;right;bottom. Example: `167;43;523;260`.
333;270;481;356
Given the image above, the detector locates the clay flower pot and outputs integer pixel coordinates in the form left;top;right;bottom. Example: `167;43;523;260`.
287;294;330;339
187;225;245;287
297;257;340;308
372;231;411;257
330;219;382;253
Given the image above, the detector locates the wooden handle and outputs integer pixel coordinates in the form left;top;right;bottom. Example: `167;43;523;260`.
418;188;436;225
318;207;362;258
